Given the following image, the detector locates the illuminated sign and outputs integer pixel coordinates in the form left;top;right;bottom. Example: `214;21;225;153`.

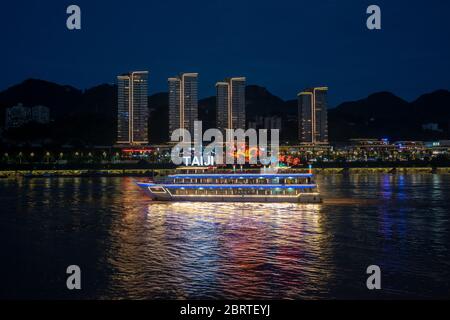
182;155;215;166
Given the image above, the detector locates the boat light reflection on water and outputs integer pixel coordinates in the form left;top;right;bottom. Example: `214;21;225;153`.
107;201;332;299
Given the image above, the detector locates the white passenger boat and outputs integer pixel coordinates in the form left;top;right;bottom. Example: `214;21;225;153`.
137;166;322;203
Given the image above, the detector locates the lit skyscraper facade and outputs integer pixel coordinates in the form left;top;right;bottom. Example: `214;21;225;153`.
117;71;149;145
168;73;198;139
298;87;328;144
216;77;246;137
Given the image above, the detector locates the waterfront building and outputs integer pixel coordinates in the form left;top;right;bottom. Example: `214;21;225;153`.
5;103;31;129
168;73;199;140
31;105;50;124
422;123;441;132
216;77;246;138
298;87;328;144
117;71;149;145
425;140;450;148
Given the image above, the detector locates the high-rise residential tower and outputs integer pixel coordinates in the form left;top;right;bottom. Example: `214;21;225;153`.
216;77;246;138
117;71;149;145
298;87;328;144
168;73;199;140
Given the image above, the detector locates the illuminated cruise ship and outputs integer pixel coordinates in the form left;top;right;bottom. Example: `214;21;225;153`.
137;167;322;203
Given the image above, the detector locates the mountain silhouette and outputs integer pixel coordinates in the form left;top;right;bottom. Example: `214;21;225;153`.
0;79;449;145
329;91;450;141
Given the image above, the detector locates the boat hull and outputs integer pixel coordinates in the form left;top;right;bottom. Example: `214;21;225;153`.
137;183;322;203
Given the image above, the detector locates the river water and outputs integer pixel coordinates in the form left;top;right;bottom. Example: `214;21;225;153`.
0;174;449;299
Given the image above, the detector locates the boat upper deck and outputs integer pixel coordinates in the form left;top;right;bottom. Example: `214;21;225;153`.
154;173;315;185
168;173;313;178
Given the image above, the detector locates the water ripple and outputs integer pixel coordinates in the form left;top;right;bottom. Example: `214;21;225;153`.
0;174;449;299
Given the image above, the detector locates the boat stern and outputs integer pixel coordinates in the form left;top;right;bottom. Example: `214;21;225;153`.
298;193;323;203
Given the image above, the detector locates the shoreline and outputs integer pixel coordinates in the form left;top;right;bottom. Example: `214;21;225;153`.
1;167;450;178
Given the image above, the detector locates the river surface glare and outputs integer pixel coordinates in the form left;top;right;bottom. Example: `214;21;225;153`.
0;174;449;299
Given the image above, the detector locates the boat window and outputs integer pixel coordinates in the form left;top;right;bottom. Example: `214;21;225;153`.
149;187;166;193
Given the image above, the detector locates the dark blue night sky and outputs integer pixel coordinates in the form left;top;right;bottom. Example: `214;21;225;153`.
1;0;449;106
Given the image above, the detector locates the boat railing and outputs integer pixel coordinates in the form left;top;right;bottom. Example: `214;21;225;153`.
152;177;317;187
